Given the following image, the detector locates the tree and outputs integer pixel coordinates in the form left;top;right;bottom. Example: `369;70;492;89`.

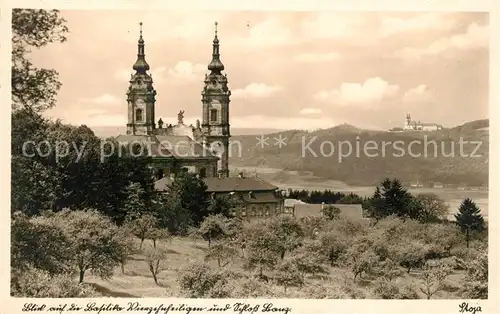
318;230;349;266
299;216;327;238
291;239;328;278
204;242;238;268
342;237;379;280
198;214;230;248
207;195;233;217
154;191;191;235
124;214;158;250
321;205;341;221
12;9;68;113
268;216;304;260
37;209;127;283
338;193;364;204
243;221;281;277
461;250;488;299
454;198;486;248
415;193;449;223
418;262;453;299
147;228;170;248
115;232;136;274
367;179;413;221
144;247;168;285
11;211;73;274
395;241;427;274
122;182;148;221
274;260;304;293
169;173;210;226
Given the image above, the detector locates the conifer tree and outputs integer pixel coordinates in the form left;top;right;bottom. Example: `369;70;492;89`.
454;198;485;248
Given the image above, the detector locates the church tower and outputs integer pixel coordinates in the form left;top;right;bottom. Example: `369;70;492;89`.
126;22;157;135
201;22;231;177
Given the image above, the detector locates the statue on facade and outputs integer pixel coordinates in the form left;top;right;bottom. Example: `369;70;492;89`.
177;110;185;125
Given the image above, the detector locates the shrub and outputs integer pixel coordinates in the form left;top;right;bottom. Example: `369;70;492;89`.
11;211;73;274
230;277;273;298
11;267;100;298
461;250;488;299
321;205;341;221
373;278;400;299
177;262;230;298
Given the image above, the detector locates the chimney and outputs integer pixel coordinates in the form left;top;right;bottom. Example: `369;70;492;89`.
169;173;175;180
238;172;244;178
248;191;253;198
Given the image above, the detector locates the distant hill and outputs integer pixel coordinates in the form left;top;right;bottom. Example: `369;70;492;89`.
229;119;489;187
90;126;285;138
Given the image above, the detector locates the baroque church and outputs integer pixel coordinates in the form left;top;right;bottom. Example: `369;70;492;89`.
116;22;231;179
116;22;286;218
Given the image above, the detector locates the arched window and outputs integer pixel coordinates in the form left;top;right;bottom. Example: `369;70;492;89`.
136;108;143;122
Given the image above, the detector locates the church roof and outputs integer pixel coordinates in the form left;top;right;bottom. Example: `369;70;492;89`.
115;134;217;160
154;176;279;193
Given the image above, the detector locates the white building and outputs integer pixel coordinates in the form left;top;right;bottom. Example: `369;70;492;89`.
404;113;443;131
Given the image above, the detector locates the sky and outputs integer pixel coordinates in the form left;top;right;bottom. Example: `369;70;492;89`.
31;10;489;131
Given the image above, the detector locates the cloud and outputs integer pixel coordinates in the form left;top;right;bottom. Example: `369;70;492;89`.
402;84;433;104
394;23;489;61
379;13;456;37
79;93;121;105
313;77;400;106
231;83;283;99
301;13;367;39
233;18;294;47
299;108;323;115
295;52;340;63
168;61;206;82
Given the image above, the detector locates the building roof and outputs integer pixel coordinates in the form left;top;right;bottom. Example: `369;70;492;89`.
293;203;364;220
154;176;280;194
203;177;279;192
115;134;217;160
239;191;282;204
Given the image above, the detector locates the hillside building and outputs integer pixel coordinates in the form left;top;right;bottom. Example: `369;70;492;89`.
404;113;443;131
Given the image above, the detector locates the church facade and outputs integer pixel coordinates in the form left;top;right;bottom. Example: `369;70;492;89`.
115;22;231;179
404;113;443;131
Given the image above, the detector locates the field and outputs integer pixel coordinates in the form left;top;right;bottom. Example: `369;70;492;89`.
85;236;469;299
